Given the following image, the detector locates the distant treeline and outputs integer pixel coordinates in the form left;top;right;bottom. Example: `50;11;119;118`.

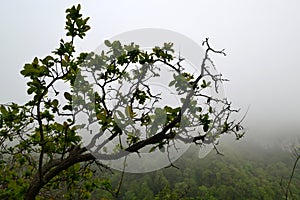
92;137;300;200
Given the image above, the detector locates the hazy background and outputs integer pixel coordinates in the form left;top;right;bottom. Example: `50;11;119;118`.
1;0;299;143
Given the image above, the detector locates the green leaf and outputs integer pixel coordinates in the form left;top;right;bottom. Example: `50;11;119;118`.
63;105;72;111
33;57;39;65
27;87;35;95
201;80;207;88
125;105;135;118
64;92;72;101
149;146;157;153
52;99;59;108
159;146;165;153
169;80;176;87
104;40;111;47
116;110;125;119
203;124;209;132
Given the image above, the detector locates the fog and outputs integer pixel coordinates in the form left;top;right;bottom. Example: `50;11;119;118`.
1;0;300;144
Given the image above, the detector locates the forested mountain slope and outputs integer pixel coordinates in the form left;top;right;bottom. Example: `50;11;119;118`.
92;135;300;200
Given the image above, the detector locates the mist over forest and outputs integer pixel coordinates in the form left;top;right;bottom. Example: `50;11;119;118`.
88;132;300;199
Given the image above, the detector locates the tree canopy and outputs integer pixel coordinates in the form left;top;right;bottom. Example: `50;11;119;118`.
0;4;244;199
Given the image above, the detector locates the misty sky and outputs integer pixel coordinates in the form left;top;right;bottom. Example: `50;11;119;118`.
1;0;300;140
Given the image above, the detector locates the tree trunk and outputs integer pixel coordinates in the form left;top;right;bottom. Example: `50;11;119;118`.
24;150;94;199
25;178;43;200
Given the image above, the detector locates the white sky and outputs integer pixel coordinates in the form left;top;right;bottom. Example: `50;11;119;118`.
1;0;300;139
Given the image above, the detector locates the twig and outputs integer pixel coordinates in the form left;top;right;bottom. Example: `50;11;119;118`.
285;154;300;200
115;156;127;198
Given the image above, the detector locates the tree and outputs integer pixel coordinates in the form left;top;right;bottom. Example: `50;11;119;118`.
0;4;244;199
